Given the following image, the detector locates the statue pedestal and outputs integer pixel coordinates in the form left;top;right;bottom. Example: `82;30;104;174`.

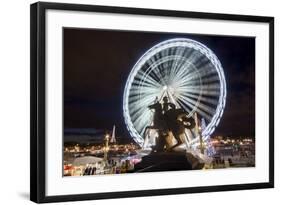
134;151;204;173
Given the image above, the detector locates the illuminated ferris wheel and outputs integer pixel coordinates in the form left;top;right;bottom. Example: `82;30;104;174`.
123;38;226;148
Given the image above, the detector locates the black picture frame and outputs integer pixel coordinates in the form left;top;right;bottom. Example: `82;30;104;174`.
30;2;274;203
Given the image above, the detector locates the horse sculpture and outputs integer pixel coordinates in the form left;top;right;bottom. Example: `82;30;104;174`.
144;99;195;151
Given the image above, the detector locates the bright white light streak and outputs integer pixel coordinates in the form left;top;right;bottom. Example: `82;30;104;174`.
123;38;226;148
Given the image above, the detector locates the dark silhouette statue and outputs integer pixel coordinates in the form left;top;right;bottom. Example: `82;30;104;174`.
162;96;174;113
144;96;195;152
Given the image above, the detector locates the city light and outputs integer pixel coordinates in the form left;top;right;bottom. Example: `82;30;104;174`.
63;135;255;176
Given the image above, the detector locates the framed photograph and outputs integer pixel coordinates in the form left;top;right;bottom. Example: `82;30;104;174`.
30;2;274;203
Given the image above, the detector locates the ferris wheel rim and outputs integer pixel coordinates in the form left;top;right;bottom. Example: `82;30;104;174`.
123;38;227;146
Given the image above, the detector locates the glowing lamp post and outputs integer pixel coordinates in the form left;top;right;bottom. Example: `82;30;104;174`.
104;134;110;161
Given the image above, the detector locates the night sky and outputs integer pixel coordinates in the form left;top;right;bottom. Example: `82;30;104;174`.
64;28;255;141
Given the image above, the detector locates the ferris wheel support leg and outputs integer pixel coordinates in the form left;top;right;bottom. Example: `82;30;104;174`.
183;132;190;149
142;127;151;149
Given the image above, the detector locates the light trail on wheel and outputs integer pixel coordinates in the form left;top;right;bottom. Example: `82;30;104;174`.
123;38;226;148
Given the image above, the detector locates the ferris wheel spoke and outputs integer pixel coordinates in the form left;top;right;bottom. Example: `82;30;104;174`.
146;64;168;86
178;87;220;97
185;68;216;83
176;66;215;86
169;48;183;73
194;56;210;68
179;83;220;91
138;70;162;87
129;89;159;99
129;87;160;96
169;49;187;76
176;99;192;113
177;95;214;122
131;110;150;128
185;50;204;65
129;106;147;119
129;95;157;109
181;92;219;106
167;56;181;79
192;107;213;123
135;74;160;86
177;98;212;122
171;56;191;79
186;96;216;115
176;87;219;97
140;66;163;82
200;71;220;79
171;56;188;77
172;60;196;83
173;75;201;89
134;77;160;90
128;100;154;110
